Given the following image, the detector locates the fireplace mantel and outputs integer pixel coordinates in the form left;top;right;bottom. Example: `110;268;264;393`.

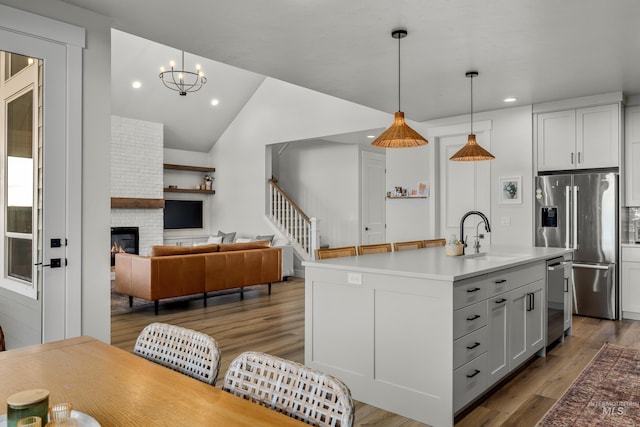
111;198;164;209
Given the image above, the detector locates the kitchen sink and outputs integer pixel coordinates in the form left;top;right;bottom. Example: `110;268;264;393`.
461;253;525;262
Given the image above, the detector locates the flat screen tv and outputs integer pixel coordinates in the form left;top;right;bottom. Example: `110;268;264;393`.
163;200;203;229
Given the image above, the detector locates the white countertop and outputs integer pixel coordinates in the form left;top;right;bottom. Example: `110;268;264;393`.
303;245;573;281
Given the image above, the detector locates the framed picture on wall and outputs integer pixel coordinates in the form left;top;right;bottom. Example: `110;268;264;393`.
499;176;522;204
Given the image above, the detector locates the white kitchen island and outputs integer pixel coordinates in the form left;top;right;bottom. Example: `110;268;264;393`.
303;245;572;427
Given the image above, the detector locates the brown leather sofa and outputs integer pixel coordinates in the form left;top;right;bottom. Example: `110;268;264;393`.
114;241;282;314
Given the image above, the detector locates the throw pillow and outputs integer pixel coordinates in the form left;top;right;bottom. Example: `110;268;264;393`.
255;234;275;245
216;230;236;244
207;235;223;244
272;237;290;247
235;237;253;243
189;243;220;254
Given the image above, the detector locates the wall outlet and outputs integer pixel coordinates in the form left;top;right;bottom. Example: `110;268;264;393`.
347;272;362;285
501;216;511;226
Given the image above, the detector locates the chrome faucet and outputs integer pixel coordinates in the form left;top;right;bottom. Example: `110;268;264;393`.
459;211;491;255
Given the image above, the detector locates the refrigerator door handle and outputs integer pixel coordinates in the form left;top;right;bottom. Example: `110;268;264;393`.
573;263;610;271
572;185;578;249
565;186;571;248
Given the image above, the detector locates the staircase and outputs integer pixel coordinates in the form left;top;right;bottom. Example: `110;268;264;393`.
268;179;318;260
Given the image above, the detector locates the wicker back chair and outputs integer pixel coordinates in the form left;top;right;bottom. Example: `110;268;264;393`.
393;240;425;251
223;351;354;427
315;246;357;260
357;243;392;255
423;238;446;248
134;322;221;385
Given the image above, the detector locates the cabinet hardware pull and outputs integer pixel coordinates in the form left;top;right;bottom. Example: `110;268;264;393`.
531;293;535;310
494;279;507;284
571;152;574;164
466;287;481;293
495;298;507;304
466;342;480;350
466;369;480;378
466;314;480;321
578;152;582;163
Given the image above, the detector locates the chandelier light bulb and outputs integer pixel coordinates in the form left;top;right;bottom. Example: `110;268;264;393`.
169;60;176;68
196;64;201;71
160;66;165;72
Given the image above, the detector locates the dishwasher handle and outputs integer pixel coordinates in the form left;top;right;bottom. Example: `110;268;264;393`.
548;261;571;271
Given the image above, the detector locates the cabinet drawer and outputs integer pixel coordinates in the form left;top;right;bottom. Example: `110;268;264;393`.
453;353;488;412
486;270;511;297
454;300;488;339
453;326;487;369
622;247;640;262
509;262;545;289
454;276;487;309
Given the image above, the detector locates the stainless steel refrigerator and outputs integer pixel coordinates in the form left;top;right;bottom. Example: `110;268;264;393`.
535;172;618;320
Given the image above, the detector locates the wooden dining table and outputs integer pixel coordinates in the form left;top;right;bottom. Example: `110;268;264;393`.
0;336;305;426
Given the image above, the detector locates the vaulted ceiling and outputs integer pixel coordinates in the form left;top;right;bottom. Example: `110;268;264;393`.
63;0;640;152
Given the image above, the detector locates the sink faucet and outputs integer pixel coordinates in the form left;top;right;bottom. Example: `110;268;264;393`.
459;211;491;255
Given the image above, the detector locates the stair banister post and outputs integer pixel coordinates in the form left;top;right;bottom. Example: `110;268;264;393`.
310;217;318;259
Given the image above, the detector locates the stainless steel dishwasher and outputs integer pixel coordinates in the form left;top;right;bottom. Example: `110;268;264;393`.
547;257;571;346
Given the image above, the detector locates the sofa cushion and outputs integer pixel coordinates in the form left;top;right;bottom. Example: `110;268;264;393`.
255;234;275;245
151;245;193;257
207;235;223;244
217;230;236;244
218;241;271;252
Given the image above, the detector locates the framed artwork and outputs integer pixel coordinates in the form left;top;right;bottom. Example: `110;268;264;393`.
499;176;522;204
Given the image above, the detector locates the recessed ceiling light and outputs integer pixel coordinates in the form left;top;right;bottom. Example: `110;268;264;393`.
503;97;517;103
367;135;375;139
132;81;142;89
210;99;219;106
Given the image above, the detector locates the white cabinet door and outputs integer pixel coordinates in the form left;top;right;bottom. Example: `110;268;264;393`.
625;107;640;206
508;280;545;368
576;104;619;169
537;110;576;171
487;294;509;386
526;280;545;354
621;261;640;314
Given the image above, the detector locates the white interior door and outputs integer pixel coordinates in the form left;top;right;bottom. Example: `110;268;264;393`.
0;30;69;347
361;151;386;244
438;132;491;244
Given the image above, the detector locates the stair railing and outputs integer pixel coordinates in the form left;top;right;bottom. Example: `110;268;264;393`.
268;179;318;259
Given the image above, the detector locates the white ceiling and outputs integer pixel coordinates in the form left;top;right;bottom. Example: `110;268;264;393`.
63;0;640;152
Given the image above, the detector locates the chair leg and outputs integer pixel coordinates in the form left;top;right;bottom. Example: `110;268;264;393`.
268;283;272;295
154;301;159;315
129;296;133;307
240;287;244;300
203;292;207;307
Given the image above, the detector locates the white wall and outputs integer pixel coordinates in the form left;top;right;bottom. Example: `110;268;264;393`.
0;0;112;342
274;141;360;247
385;145;432;242
402;105;534;246
209;77;391;237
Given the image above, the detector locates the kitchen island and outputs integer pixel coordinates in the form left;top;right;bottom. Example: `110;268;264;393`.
303;245;572;427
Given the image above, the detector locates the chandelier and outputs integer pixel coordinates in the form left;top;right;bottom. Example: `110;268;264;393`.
159;50;206;96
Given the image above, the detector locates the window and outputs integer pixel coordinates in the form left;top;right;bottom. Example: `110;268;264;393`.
0;51;40;298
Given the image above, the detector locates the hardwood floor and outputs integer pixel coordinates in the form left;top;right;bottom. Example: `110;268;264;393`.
111;278;640;426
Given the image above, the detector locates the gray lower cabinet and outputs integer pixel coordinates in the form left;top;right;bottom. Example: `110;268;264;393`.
454;262;546;412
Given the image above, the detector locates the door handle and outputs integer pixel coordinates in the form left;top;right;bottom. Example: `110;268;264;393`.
466;342;481;350
494;279;507;284
578;152;582;163
466;369;481;378
35;258;64;268
571;152;574;164
365;227;369;231
466;287;481;293
466;314;481;321
495;298;507;304
573;263;609;270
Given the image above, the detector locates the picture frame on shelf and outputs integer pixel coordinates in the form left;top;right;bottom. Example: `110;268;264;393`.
499;176;522;204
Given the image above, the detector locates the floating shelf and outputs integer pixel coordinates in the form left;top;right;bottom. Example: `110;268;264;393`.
163;163;215;173
387;196;427;199
164;188;215;194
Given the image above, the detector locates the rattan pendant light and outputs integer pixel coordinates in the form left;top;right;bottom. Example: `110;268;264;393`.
449;71;495;161
371;29;428;148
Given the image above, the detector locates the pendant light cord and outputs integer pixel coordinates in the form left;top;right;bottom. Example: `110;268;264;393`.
470;74;473;134
397;34;401;112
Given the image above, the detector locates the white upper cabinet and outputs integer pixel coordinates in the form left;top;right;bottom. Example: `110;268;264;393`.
625;106;640;206
536;103;620;172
